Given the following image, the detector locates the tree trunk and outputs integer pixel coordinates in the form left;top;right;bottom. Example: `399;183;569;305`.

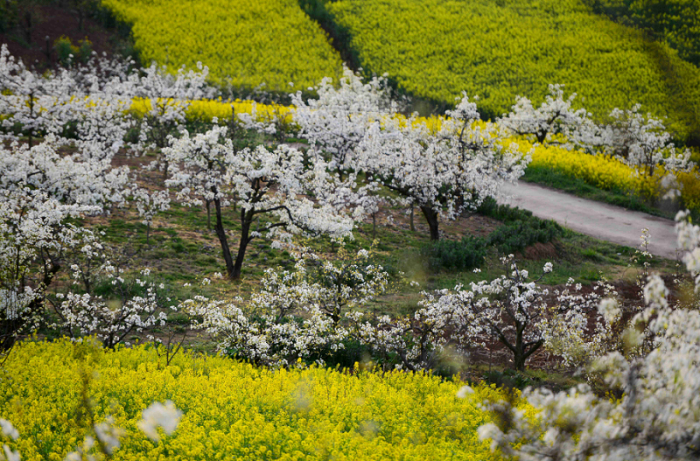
77;8;84;32
409;205;415;232
44;35;51;61
513;323;526;371
206;201;211;230
513;348;526;371
24;11;32;44
213;198;235;279
420;206;440;241
511;324;543;371
231;209;253;280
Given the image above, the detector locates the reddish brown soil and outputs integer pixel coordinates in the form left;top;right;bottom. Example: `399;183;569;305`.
1;5;120;71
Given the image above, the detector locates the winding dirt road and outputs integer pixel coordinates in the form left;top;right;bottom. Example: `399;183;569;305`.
499;182;678;259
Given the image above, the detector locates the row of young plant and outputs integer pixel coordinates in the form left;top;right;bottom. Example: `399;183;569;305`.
2;43;700;458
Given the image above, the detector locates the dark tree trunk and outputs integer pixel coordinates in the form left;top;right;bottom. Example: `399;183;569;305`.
24;10;32;44
206;200;211;230
409;205;415;232
511;323;543;371
213;197;236;280
231;209;253;280
44;35;51;61
420;206;440;241
77;8;84;32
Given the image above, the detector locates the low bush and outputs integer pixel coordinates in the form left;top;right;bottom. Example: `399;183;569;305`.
487;218;563;256
421;235;487;271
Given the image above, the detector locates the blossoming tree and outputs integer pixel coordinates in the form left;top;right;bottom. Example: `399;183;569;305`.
359;94;529;240
473;211;700;459
165;125;357;280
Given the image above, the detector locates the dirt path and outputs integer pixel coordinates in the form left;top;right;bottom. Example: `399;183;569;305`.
499;182;678;259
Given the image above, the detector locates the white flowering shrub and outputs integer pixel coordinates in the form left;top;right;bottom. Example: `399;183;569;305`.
410;257;613;371
132;187;171;244
603;105;691;176
474;211;700;460
51;268;177;349
185;246;390;366
0;45;135;158
129;62;211;178
0;138;130;349
575;104;692;178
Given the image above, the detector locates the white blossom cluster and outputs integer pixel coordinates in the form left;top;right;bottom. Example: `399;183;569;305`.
586;104;691;176
291;66;396;174
133;188;171;243
0;418;19;461
473;211;700;460
62;400;181;461
53;269;177;349
0;45;136;158
366;257;616;371
294;69;529;241
185;247;390;366
499;84;593;146
184;245;619;373
359;94;530;239
0;136;130;348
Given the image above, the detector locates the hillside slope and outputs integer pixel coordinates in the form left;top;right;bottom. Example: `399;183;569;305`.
327;0;700;143
102;0;343;90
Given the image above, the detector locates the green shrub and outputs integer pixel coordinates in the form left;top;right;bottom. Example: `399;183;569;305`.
487;219;563;256
477;197;535;224
54;36;93;67
421;235;487;271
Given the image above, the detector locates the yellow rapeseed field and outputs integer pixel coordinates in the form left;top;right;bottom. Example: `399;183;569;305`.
0;339;512;460
327;0;700;142
129;98;295;125
102;0;343;90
